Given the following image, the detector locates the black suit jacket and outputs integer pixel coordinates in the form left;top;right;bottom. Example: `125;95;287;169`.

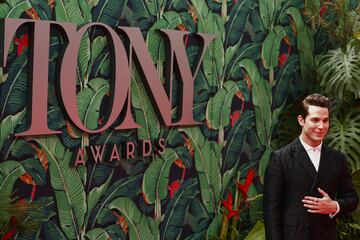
263;138;358;240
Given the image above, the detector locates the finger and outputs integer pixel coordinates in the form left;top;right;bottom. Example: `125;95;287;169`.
304;196;317;200
307;209;320;214
302;199;319;205
303;204;319;209
318;188;329;198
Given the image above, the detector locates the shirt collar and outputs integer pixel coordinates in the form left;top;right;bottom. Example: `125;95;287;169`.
299;136;322;152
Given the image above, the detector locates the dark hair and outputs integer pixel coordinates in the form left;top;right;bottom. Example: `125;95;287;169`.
299;93;330;118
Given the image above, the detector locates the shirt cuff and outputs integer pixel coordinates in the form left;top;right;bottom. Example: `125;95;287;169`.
329;201;340;218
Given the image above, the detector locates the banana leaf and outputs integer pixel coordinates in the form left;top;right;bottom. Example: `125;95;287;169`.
147;11;182;63
190;0;224;88
142;148;180;204
92;0;128;27
77;78;109;130
223;110;254;172
261;25;287;69
89;174;142;227
131;68;160;141
54;0;85;25
225;0;256;48
5;0;31;18
0;54;28;118
160;178;199;240
206;81;249;130
0;109;25;151
239;59;271;146
0;160;26;195
108;197;159;240
35;136;86;240
179;127;221;215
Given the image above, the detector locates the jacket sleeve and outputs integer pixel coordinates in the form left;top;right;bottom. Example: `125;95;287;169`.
263;151;284;240
336;153;359;216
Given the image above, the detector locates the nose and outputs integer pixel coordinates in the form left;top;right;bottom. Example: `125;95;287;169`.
317;121;327;130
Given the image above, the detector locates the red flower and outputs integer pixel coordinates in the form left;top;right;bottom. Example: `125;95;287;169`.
278;53;288;67
236;168;255;200
320;5;328;17
1;229;17;240
14;34;29;56
168;180;181;199
222;192;239;219
230;111;241;127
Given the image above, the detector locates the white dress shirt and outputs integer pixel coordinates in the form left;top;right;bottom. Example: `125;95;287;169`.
299;137;340;218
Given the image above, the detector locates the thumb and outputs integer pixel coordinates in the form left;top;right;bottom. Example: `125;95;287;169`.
318;188;329;198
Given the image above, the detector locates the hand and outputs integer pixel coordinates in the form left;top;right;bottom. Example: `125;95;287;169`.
302;188;337;214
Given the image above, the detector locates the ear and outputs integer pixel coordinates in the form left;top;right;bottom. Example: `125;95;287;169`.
297;115;304;127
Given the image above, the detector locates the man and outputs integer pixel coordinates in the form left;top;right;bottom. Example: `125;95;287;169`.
263;93;358;240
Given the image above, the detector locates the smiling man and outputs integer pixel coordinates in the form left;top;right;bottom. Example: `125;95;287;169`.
263;93;358;240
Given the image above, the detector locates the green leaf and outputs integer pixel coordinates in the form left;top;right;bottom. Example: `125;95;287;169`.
272;55;299;109
35;136;86;240
239;59;271;146
78;32;91;85
160;178;199;240
244;221;265;240
225;0;256;47
89;36;108;74
89;174;142;227
206;81;247;130
259;0;274;30
108;197;159;240
42;220;67;239
6;0;31;18
327;109;360;173
0;109;25;151
179;127;221;214
21;158;47;186
0;54;28;118
186;197;209;233
92;0;128;27
84;171;113;227
142;148;180;204
0;160;26;195
78;0;92;23
131;68;160;141
0;3;10;18
85;228;111;240
318;43;360;100
258;146;272;184
261;25;287;69
147;11;182;63
225;42;261;81
191;0;224;87
54;0;85;25
286;7;314;83
145;0;164;16
77;78;109;130
223;111;254;171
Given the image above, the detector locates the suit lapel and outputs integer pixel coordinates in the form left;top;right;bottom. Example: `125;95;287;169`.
292;138;317;180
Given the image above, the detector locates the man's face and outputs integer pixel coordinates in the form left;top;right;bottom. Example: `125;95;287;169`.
298;105;329;147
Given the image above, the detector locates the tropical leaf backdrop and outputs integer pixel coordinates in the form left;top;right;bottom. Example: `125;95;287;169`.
0;0;359;239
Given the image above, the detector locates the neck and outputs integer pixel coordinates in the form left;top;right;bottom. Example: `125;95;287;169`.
299;134;321;147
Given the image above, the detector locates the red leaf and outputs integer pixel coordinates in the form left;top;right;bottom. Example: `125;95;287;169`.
230;111;241;127
222;192;234;212
1;229;16;240
236;168;255;200
278;53;288;67
227;209;239;219
168;180;181;199
14;34;29;56
320;5;328;17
